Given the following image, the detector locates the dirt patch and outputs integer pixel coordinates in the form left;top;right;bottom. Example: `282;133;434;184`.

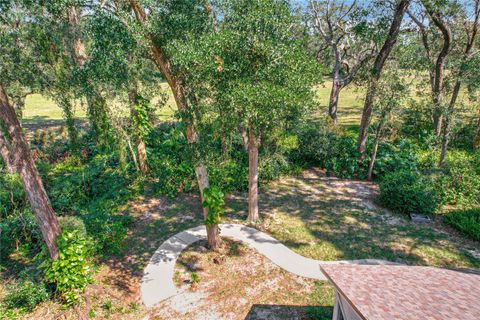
151;238;321;320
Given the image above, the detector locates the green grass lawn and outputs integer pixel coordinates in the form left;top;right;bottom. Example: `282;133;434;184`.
22;83;176;126
315;81;366;127
22;82;365;126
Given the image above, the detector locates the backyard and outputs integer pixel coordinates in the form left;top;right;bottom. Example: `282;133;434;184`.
1;1;480;320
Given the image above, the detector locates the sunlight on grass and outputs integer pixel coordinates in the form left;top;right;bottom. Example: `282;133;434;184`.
315;81;366;127
22;83;176;124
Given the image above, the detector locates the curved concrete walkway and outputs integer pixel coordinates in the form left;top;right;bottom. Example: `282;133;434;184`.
141;223;396;307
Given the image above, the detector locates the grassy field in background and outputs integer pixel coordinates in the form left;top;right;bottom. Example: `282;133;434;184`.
22;81;366;127
22;78;476;131
22;83;177;125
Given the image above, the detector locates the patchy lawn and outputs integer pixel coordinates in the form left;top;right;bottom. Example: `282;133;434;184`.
151;238;334;320
227;168;479;269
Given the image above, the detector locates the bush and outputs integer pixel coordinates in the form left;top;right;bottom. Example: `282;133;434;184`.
148;124;196;197
45;230;93;305
0;209;43;261
208;159;248;193
296;121;336;167
444;208;480;241
3;280;50;312
58;216;87;238
81;211;133;255
0;173;26;218
371;139;421;179
379;170;441;215
325;132;365;179
259;152;293;182
433;151;480;206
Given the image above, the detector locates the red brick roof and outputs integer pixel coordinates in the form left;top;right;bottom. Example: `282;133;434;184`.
320;265;480;320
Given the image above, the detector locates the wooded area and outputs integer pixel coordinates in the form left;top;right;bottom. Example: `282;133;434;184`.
1;0;479;319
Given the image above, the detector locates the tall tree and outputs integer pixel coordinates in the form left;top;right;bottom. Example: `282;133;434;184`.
173;0;320;222
357;0;411;158
438;0;480;166
309;0;377;123
115;0;218;247
66;4;110;145
0;1;62;260
0;86;61;260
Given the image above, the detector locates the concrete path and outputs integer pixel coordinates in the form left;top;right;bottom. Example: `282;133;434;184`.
141;223;396;307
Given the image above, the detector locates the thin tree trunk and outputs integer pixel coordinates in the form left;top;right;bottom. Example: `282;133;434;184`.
329;53;342;123
0;132;15;173
57;95;78;153
438;114;452;168
128;87;149;175
241;127;249;152
0;85;61;260
248;130;259;222
425;8;452;136
67;6;108;144
438;81;460;167
367;123;383;181
329;78;342;124
127;0;218;247
475;107;480;150
357;0;411;159
121;129;139;171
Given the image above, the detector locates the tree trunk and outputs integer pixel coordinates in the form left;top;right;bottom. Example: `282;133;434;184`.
195;163;220;249
438;81;461;167
367;124;383;181
438;114;452;168
357;81;379;158
329;78;342;124
241;127;249;152
0;134;15;173
475;107;480;150
357;0;411;158
128;87;149;175
425;9;452;136
57;95;78;153
127;0;218;247
0;85;61;260
248;130;259;223
67;6;109;144
328;52;343;123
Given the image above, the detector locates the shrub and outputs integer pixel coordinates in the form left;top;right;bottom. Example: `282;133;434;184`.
0;173;26;218
325;133;365;179
0;209;43;261
379;170;441;215
259;152;292;182
444;208;480;241
371;139;421;179
433;151;480;206
81;211;133;255
58;216;87;238
3;280;50;312
148;124;196;197
296;121;336;167
45;230;93;305
208;159;248;193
